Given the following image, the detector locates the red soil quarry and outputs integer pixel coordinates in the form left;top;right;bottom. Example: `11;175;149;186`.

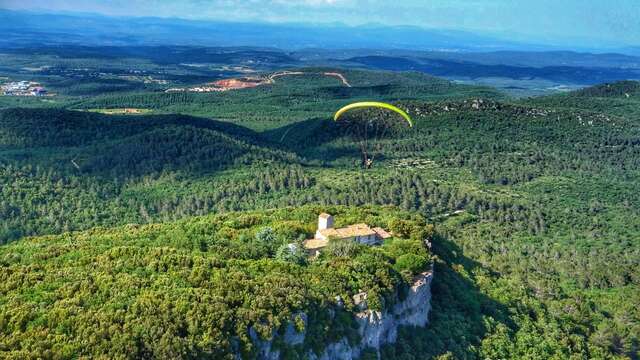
210;78;263;90
194;71;351;92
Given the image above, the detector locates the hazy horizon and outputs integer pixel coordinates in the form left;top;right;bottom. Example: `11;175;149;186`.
2;0;639;50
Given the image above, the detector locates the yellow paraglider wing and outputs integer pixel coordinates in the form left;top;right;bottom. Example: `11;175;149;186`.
333;102;413;127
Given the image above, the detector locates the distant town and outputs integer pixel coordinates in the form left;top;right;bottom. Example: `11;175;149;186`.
1;81;49;96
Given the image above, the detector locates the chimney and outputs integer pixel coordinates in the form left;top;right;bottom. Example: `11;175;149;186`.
318;213;334;230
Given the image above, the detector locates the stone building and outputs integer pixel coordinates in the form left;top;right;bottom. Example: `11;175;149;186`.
303;213;392;256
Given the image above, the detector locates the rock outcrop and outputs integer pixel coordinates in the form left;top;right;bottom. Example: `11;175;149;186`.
250;269;433;360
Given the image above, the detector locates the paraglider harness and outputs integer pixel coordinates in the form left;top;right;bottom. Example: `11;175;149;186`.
364;157;373;169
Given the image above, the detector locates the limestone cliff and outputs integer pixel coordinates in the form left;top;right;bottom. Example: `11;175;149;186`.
250;269;433;360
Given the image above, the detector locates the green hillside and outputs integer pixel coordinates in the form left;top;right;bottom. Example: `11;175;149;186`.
527;80;640;117
0;206;432;359
0;70;639;359
573;80;640;98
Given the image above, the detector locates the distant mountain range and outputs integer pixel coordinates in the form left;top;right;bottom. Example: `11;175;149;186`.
2;9;640;93
0;9;626;54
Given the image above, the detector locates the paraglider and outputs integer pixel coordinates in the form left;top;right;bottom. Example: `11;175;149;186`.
333;101;413;169
334;102;413;126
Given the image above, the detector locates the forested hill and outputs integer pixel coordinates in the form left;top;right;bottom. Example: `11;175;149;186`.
1;70;639;359
0;108;260;146
0;107;305;242
573;80;640;97
0;205;434;359
527;80;640;117
0;108;297;175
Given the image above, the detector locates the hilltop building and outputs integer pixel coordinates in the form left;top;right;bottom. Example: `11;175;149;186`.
303;213;392;256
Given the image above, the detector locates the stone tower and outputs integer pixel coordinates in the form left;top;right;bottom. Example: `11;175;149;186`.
318;213;334;230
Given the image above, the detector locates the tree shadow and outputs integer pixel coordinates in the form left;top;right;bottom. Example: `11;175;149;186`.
381;232;516;359
261;116;400;167
261;117;360;163
261;117;342;149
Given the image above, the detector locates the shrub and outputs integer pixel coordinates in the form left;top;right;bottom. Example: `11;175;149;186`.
325;238;362;258
394;253;430;274
275;243;307;265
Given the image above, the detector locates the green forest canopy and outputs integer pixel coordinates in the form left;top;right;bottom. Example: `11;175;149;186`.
0;61;639;359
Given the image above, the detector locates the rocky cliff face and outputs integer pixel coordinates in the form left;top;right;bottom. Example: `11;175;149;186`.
250;269;433;360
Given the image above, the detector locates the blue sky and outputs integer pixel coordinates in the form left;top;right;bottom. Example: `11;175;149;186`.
3;0;640;48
